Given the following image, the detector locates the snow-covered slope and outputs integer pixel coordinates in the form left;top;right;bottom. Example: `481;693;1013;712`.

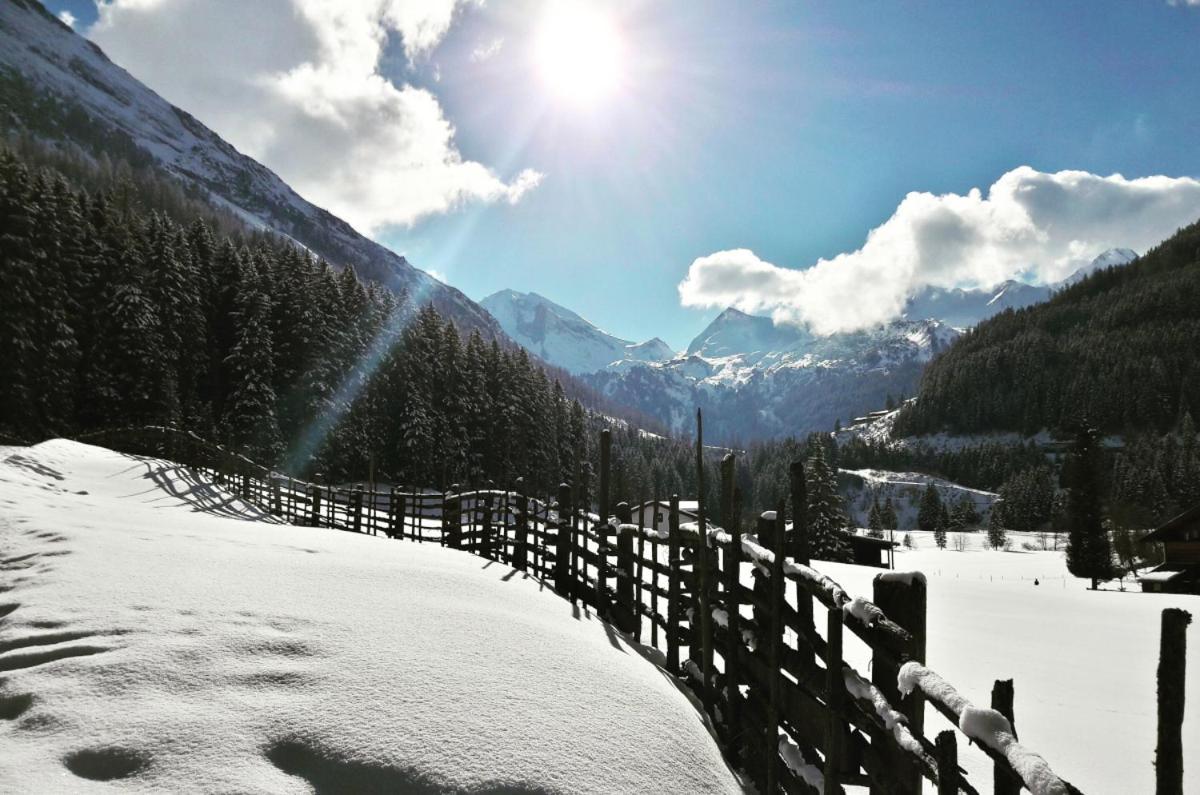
0;0;502;338
840;468;998;530
481;290;673;375
902;248;1138;328
819;535;1200;795
0;440;742;792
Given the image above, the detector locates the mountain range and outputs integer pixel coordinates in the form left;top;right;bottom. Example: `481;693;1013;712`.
0;0;501;338
484;249;1136;440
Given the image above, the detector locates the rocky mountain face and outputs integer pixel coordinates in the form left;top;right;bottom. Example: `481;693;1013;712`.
480;290;674;375
487;249;1138;442
0;0;502;338
485;290;960;440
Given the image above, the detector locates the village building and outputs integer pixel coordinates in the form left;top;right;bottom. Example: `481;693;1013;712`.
1137;505;1200;594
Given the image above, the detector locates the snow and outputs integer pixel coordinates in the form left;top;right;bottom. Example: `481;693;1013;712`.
777;734;823;790
0;441;742;793
841;596;883;627
814;532;1200;794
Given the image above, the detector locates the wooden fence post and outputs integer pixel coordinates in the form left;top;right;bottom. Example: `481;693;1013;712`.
936;731;959;795
514;479;529;573
445;488;462;550
724;486;743;763
599;429;612;618
389;486;401;539
1157;608;1192;795
271;480;282;517
765;504;786;794
554;483;572;598
352;489;363;533
615;502;636;635
825;605;844;793
667;494;682;674
482;488;495;560
309;486;322;527
789;461;810;564
695;410;714;718
872;573;927;794
993;679;1020;795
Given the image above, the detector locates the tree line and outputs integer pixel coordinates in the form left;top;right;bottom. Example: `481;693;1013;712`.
0;146;599;492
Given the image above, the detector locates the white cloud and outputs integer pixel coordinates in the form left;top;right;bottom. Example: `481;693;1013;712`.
470;37;504;62
89;0;540;234
1167;0;1200;6
57;10;76;27
679;167;1200;335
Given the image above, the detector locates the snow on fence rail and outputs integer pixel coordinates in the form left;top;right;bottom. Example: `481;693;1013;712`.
69;423;1186;794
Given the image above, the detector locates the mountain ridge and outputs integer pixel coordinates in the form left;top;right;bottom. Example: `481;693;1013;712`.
0;0;503;338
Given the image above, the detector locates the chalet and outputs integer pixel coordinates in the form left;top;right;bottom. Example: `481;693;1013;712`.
843;531;898;570
1137;505;1200;594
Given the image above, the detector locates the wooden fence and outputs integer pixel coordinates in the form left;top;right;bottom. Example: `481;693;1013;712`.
69;424;1191;795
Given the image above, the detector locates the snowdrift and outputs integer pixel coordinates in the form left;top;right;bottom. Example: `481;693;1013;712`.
0;440;742;793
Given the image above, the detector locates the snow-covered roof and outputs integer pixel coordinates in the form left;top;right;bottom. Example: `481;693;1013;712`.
1138;565;1189;584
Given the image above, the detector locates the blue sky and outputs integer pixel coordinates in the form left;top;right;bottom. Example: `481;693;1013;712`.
49;1;1200;348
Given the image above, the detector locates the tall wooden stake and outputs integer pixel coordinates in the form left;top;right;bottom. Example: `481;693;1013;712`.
1157;608;1192;795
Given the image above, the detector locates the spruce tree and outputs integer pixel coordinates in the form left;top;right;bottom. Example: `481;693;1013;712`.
805;444;851;561
867;497;884;539
221;259;282;462
1064;423;1114;589
987;506;1007;550
918;483;943;533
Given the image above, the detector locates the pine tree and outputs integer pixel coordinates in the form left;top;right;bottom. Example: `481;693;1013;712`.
805;444;851;561
918;483;943;533
1064;423;1114;589
987;506;1007;550
867;497;884;539
221;259;282;462
880;496;898;532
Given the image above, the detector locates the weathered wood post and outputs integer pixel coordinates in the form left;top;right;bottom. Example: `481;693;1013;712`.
599;429;612;618
309;486;322;527
271;479;282;517
724;486;744;762
825;605;844;793
352;489;364;533
936;731;959;795
444;486;462;550
554;483;572;597
667;493;682;674
872;572;927;794
389;486;401;540
992;679;1020;795
695;409;714;717
615;501;636;635
765;504;786;794
789;460;818;683
482;487;495;560
514;478;529;573
1157;608;1192;795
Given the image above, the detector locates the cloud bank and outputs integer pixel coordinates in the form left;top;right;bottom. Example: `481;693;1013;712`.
90;0;541;234
679;167;1200;334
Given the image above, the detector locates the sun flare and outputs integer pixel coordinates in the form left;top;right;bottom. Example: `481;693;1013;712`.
534;2;624;107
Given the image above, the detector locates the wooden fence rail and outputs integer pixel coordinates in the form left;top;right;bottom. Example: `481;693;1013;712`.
66;423;1188;794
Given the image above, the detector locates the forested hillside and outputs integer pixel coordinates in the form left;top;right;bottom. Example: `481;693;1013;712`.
0;144;604;491
895;218;1200;437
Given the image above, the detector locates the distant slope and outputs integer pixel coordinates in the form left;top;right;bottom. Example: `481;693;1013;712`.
0;0;501;338
481;290;673;375
901;248;1138;328
895;221;1200;436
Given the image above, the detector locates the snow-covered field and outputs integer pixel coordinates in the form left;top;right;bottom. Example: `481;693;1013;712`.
816;531;1200;794
0;441;742;793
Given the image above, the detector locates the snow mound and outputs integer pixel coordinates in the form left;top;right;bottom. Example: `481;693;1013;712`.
0;440;741;793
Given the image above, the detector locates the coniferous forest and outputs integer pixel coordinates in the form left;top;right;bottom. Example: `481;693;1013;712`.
0;144;602;492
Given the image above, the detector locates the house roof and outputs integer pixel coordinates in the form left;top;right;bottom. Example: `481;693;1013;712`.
1140;503;1200;543
1138;564;1191;584
842;531;899;549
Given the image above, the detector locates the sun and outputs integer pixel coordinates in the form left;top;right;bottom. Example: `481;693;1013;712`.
534;2;624;107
